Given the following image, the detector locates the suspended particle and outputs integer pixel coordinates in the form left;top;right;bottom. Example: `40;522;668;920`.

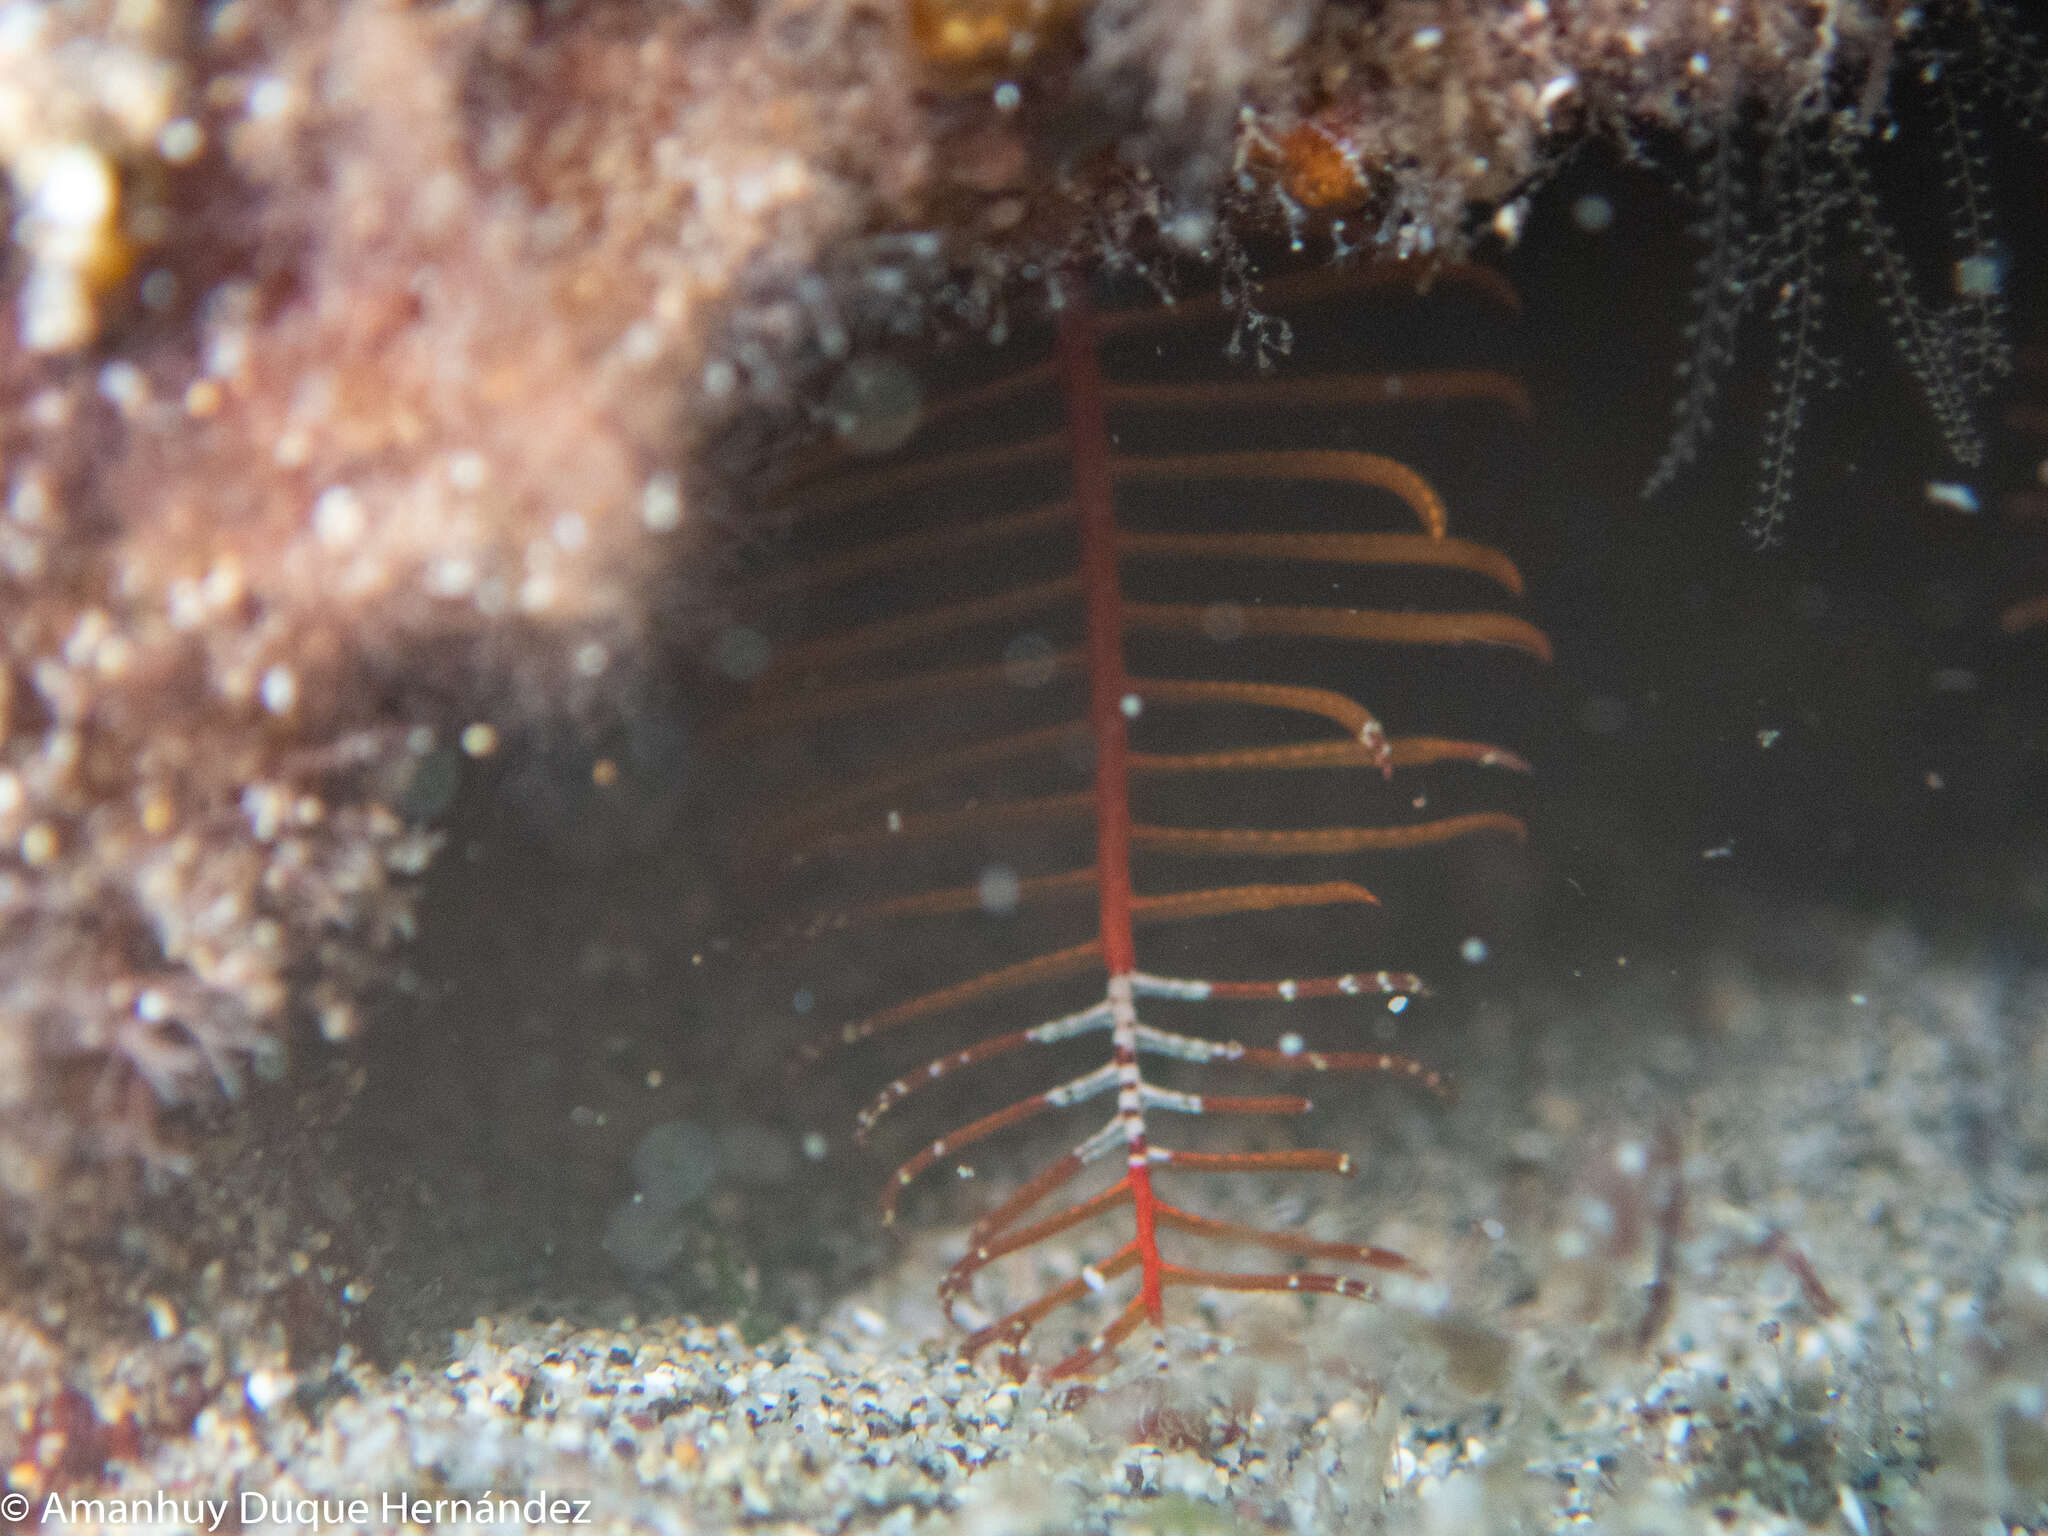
1164;211;1214;250
642;472;683;532
313;486;366;547
461;722;499;757
1537;74;1578;113
1954;251;2005;298
319;998;359;1043
259;665;297;715
827;355;924;457
978;864;1022;915
1571;194;1614;232
159;118;204;164
21;822;58;865
1923;480;1980;514
448;452;489;492
1459;936;1489;964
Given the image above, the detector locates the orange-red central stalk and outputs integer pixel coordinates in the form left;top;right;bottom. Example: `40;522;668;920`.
1057;285;1165;1327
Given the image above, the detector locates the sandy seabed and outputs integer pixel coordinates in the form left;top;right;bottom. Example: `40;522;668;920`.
3;895;2044;1536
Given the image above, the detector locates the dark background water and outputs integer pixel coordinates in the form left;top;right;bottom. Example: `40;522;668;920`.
329;120;2048;1355
1507;130;2048;977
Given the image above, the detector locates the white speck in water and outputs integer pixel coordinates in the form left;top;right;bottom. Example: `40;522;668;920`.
1537;74;1576;111
34;145;117;228
259;665;296;714
1165;210;1213;250
1460;937;1488;964
447;452;488;491
1923;480;1979;514
427;557;475;598
158;118;204;164
145;1296;179;1339
1571;193;1614;232
1954;251;2004;297
642;472;682;532
978;864;1021;915
828;356;923;457
97;361;147;414
247;77;293;119
313;486;366;547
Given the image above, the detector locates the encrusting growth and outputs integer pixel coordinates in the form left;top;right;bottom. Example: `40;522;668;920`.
720;264;1550;1379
